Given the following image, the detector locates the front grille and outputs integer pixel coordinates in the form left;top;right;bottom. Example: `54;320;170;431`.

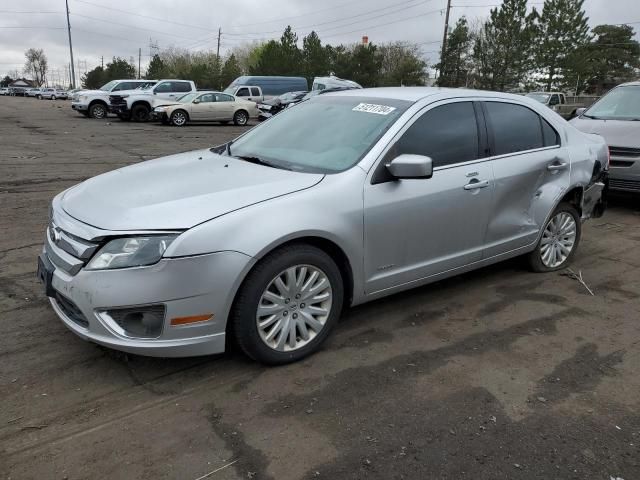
55;293;89;328
610;160;634;168
45;222;100;276
609;178;640;192
609;146;640;158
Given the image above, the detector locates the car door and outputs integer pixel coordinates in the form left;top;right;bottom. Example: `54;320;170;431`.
363;100;494;294
235;87;251;101
191;93;216;120
215;93;236;119
480;100;569;258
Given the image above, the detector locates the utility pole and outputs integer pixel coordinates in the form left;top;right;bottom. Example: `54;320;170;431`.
65;0;76;88
439;0;452;79
138;48;141;79
101;56;104;69
216;27;221;60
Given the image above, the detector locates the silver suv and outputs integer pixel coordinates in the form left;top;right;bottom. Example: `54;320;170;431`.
571;81;640;193
38;88;608;364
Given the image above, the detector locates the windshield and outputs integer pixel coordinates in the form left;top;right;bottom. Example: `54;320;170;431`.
229;96;410;173
526;93;550;103
100;80;118;91
583;85;640;120
178;92;198;103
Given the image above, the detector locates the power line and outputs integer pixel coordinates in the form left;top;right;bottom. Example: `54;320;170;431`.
70;12;200;40
0;26;65;29
0;10;63;14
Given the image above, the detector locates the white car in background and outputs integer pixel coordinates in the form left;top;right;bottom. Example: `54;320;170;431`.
26;88;42;98
0;87;9;96
40;88;68;100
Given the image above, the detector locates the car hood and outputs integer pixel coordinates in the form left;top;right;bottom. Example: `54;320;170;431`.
61;149;324;231
570;117;640;148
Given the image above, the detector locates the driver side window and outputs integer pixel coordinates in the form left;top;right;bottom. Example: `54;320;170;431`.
198;93;215;103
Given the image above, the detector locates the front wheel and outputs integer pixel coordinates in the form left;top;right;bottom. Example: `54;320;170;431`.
89;103;107;119
131;104;150;122
170;110;188;126
51;95;56;100
233;110;249;126
528;203;581;272
231;244;344;365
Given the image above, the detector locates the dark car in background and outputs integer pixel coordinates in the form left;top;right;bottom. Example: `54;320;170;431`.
571;81;640;193
257;90;308;121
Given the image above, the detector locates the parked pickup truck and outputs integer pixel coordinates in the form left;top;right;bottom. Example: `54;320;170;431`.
72;79;156;119
526;92;599;119
223;85;265;103
109;79;197;121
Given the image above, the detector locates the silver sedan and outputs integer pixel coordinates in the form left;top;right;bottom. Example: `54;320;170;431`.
38;87;608;364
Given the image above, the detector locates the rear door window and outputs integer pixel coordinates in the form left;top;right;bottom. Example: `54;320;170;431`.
484;102;544;155
236;88;250;97
250;87;260;96
173;82;191;93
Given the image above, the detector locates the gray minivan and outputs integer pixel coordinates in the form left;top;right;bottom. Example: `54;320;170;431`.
224;76;308;98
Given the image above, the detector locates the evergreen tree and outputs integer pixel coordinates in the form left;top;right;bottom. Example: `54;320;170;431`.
535;0;590;91
302;31;330;86
105;57;137;80
81;66;106;89
349;44;382;87
221;54;242;88
472;0;538;91
437;17;472;87
145;54;167;79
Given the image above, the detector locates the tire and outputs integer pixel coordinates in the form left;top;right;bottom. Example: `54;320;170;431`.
131;104;150;122
89;102;107;119
231;244;344;365
528;202;581;272
36;95;41;100
51;95;56;100
170;110;188;127
233;110;249;126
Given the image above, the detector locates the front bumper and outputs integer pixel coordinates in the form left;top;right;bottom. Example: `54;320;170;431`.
39;237;253;357
71;102;88;111
609;158;640;193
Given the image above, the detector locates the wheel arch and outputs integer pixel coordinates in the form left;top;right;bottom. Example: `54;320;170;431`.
88;98;108;108
171;108;190;120
533;184;584;246
229;235;355;324
131;100;152;110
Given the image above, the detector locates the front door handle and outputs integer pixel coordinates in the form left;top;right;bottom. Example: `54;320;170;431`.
547;162;568;172
464;179;490;190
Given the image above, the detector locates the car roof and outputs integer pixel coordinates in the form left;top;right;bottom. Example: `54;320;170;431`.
326;86;545;104
617;81;640;87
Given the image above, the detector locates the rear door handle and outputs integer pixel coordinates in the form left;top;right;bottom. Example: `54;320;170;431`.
547;162;568;171
464;179;490;190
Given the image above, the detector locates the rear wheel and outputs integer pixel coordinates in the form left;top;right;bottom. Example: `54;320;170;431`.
170;110;188;126
232;244;344;365
233;110;249;126
89;103;107;119
51;95;56;100
131;104;150;122
528;203;581;272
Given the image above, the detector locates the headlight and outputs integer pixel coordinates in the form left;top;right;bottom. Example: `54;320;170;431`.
80;95;87;101
86;235;177;270
154;107;166;112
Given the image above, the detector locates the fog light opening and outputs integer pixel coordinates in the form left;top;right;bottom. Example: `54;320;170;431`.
104;305;166;339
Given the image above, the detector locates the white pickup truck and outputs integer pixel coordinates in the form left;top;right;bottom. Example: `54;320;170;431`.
223;85;265;103
108;79;197;121
72;79;156;119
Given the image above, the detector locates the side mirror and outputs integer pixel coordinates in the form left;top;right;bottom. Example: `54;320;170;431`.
193;99;200;104
575;107;586;117
386;154;433;179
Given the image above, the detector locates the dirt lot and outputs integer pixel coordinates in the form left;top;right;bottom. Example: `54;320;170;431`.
1;95;639;480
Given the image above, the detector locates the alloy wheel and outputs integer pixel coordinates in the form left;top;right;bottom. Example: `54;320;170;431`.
172;111;187;126
235;111;248;125
540;211;577;268
256;265;332;352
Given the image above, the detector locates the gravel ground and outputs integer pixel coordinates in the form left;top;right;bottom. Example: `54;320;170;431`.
1;95;639;480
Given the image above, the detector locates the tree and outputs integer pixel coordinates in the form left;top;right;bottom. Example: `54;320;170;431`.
24;48;48;86
1;75;13;87
535;0;590;91
146;54;167;79
221;54;242;88
230;42;266;74
378;42;426;86
81;66;106;89
251;40;285;75
105;57;137;80
472;0;538;91
348;43;382;87
302;31;330;85
565;24;640;94
437;17;472;87
280;26;303;69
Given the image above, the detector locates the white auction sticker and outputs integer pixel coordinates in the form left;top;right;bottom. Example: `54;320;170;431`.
352;103;397;115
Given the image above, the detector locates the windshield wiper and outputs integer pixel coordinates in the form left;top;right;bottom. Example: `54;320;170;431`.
581;113;602;119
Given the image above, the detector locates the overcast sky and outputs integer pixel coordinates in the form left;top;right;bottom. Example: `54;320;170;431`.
1;0;638;84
